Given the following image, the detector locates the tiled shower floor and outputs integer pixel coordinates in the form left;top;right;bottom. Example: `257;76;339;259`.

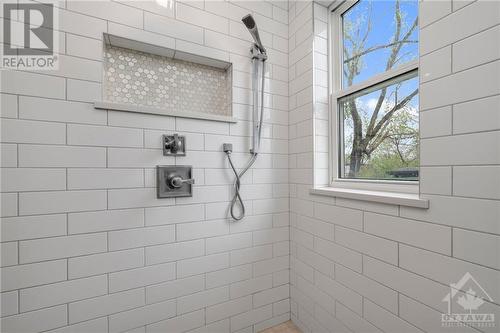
259;321;302;333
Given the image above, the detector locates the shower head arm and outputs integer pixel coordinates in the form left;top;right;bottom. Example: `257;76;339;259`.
251;45;268;61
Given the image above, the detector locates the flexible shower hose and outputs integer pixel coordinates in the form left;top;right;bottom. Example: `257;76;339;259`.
225;59;265;221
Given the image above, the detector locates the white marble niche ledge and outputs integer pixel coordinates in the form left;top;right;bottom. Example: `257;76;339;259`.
95;33;237;124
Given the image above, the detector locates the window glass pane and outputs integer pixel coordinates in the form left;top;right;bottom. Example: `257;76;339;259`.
340;71;419;181
342;0;419;87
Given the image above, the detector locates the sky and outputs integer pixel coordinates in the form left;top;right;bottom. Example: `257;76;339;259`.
340;0;419;174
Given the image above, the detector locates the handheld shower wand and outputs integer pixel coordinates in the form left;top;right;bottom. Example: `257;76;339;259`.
224;14;267;221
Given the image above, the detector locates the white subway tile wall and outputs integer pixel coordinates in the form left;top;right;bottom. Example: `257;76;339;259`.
0;0;289;332
288;1;500;333
2;1;500;333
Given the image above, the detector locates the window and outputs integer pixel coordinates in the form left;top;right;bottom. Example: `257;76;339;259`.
331;0;419;185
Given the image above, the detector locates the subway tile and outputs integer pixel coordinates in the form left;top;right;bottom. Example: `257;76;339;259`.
177;219;229;241
19;190;107;215
68;168;143;190
1;143;17;167
177;286;229;314
177;253;229;278
19;145;106;167
421;131;500;165
0;93;18;118
419;106;452;138
108;110;175;130
230;304;273;332
19;97;106;125
314;237;362;273
68;208;144;234
230;275;273;299
313;304;347;333
206;296;252;324
68;248;144;279
206;232;253;254
253;254;290;276
1;242;18;267
108;188;175;209
60;8;107;39
1;71;65;99
453;166;500;199
67;79;100;103
146;239;204;265
420;60;500;110
107;148;174;168
205;264;253;289
1;168;66;192
1;214;67;242
49;55;102;82
66;34;102;61
336;264;398;314
145;275;204;304
335;226;398;265
420;0;500;55
420;166;452;195
20;275;108;312
176;2;228;33
43;318;108;333
364;212;452;255
189;319;230;333
453;95;500;134
335;302;382;333
19;233;107;264
363;299;421;333
108;21;175;50
175;185;230;205
108;299;176;333
0;305;67;333
399;244;500;302
253;197;289;215
1;291;18;317
314;270;362;315
109;262;176;293
253;285;289;308
419;0;452;27
296;244;334;277
67;0;143;28
146;309;205;333
453;229;500;270
108;225;175;251
295;215;334;241
253;227;289;245
399;294;477;333
363;256;449;312
314;202;363;230
1;260;67;292
230;244;273;266
145;204;205;225
144;11;203;44
453;25;500;72
69;288;144;324
400;195;500;234
67;124;143;148
1;119;66;144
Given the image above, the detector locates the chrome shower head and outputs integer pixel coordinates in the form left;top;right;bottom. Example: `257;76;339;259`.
242;14;266;55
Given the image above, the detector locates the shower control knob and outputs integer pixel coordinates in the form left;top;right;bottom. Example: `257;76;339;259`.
169;175;195;188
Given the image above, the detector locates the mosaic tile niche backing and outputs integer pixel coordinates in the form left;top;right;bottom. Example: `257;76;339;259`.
103;45;232;117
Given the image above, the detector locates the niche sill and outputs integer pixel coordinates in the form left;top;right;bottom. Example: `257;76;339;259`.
310;187;429;209
94;101;238;123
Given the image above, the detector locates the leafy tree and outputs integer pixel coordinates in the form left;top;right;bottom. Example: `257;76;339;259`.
342;0;419;178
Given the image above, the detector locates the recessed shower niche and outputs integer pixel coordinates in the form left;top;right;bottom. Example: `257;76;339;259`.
95;34;234;122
